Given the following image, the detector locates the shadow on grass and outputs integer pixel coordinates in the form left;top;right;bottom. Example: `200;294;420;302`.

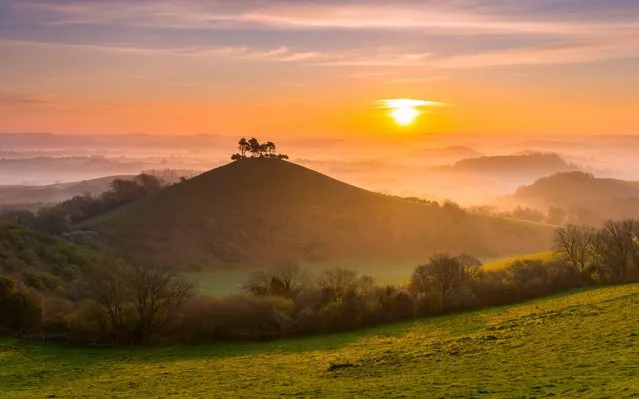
1;284;636;370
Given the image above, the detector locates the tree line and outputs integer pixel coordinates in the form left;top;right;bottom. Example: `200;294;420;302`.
0;173;167;233
2;218;638;344
231;138;289;161
553;219;639;284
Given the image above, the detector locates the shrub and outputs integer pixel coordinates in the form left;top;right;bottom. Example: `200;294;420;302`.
0;276;43;333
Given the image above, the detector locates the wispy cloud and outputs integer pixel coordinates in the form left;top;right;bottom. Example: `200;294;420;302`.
433;36;639;68
19;0;639;37
0;92;56;107
378;99;450;109
3;0;639;70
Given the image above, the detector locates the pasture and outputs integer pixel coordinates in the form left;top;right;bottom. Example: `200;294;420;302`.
1;284;637;398
189;253;555;297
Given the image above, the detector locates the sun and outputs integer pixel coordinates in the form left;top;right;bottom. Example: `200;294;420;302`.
379;99;433;127
390;106;419;126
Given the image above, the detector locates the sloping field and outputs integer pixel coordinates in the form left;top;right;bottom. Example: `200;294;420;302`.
482;251;555;270
1;284;637;398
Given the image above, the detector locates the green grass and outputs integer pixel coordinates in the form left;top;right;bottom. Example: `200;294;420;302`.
2;284;638;398
190;254;548;297
187;258;424;297
482;251;555;271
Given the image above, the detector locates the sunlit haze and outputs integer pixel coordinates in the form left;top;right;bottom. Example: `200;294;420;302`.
1;0;638;136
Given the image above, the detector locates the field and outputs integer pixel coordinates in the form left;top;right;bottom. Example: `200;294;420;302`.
1;284;637;398
482;251;555;271
187;258;423;297
190;253;552;297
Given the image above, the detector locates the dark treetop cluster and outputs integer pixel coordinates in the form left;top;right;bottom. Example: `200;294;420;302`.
231;138;289;161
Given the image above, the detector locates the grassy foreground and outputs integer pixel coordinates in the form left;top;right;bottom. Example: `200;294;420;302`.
1;285;638;398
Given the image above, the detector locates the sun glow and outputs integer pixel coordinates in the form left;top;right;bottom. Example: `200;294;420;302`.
379;98;446;127
390;107;420;126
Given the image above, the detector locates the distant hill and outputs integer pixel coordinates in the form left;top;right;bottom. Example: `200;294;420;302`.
419;145;483;160
0;170;202;208
509;171;639;224
86;159;553;268
0;175;132;207
440;153;578;179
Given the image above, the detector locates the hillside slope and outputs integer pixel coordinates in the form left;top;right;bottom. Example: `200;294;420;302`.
446;153;577;176
2;284;637;398
0;175;131;207
87;159;554;267
495;171;639;224
0;223;102;291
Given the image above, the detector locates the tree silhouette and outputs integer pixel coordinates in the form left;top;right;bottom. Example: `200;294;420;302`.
230;138;288;160
238;138;250;157
248;138;261;157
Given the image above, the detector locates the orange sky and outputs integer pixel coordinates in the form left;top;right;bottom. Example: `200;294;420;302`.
1;1;638;137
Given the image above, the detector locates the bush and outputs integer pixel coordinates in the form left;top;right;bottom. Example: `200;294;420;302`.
171;295;295;342
0;276;43;333
22;269;61;291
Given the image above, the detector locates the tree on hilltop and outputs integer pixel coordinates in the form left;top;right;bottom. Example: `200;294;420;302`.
238;138;250;158
231;138;288;160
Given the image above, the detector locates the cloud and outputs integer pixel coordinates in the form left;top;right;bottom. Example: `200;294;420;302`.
18;0;638;37
0;93;56;107
379;99;450;109
0;38;329;62
2;0;639;71
385;76;447;84
315;50;432;67
434;36;639;68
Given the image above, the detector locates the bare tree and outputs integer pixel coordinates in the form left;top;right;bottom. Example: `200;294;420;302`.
83;259;130;335
244;262;310;298
317;268;374;300
84;259;195;344
410;254;469;310
554;224;595;280
127;261;195;343
597;219;637;282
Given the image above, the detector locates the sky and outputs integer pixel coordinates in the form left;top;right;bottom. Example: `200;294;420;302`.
1;0;638;137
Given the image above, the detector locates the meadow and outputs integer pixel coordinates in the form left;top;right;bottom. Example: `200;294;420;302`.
189;253;552;297
187;258;423;297
1;284;637;398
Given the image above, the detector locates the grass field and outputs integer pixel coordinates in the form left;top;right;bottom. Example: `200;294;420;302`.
187;258;424;297
482;251;555;271
189;253;553;297
2;284;637;398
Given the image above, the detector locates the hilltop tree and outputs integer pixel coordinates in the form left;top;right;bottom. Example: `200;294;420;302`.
248;138;262;157
238;138;250;157
230;138;288;160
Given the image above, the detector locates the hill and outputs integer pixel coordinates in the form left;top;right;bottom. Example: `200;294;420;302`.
86;159;554;267
0;175;132;207
502;171;639;224
0;170;202;208
2;284;637;398
439;153;578;179
0;223;101;292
